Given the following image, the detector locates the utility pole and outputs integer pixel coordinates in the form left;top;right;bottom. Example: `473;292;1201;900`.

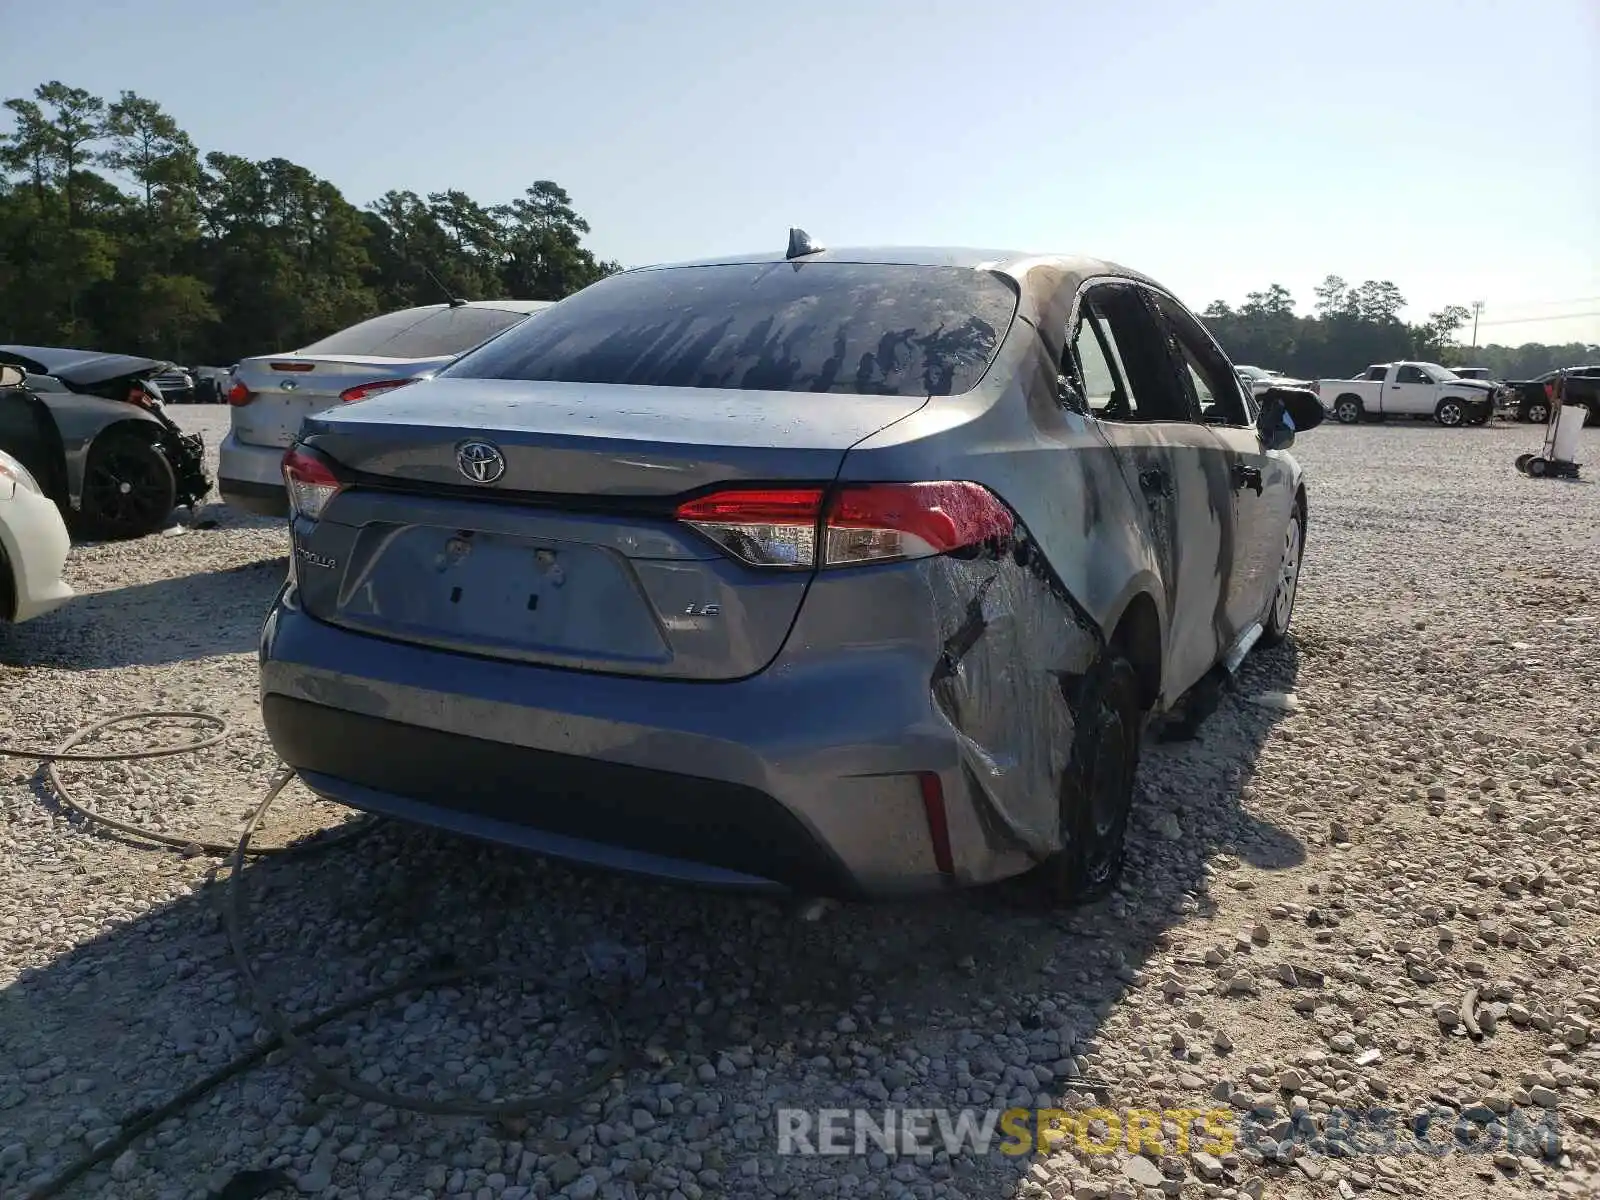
1470;301;1485;351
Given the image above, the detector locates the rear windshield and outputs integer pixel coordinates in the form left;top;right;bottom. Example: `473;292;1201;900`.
299;306;531;359
442;262;1020;396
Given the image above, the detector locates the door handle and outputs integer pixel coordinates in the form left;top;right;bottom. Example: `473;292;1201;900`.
1232;464;1264;495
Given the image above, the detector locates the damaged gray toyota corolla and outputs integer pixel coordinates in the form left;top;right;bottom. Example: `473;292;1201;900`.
258;241;1324;903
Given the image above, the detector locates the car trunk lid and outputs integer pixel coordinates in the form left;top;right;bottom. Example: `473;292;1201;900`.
229;354;451;449
290;378;927;680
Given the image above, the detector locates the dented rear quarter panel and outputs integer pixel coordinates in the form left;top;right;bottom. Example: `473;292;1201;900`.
834;259;1198;873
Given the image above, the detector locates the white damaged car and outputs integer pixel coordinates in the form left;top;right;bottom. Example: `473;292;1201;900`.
1;365;74;624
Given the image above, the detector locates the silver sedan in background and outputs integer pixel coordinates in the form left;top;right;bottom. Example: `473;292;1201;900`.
218;299;552;515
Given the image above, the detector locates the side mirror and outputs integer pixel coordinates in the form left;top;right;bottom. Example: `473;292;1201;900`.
0;364;24;389
1257;386;1325;450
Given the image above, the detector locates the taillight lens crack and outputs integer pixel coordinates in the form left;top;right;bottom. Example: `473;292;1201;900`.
676;482;1013;570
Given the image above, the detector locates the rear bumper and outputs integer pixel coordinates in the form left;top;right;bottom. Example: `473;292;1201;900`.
258;595;1011;898
218;431;289;516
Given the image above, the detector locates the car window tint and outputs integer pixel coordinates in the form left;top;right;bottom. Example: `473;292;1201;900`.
1396;364;1430;384
1151;295;1249;426
444;262;1019;397
1365;366;1387;381
300;307;529;358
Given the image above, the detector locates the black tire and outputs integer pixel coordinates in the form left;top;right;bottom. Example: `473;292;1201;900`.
1527;457;1548;478
1259;506;1304;648
1523;399;1550;424
1333;396;1363;425
1044;655;1142;905
1435;398;1466;427
1515;453;1533;474
80;429;177;539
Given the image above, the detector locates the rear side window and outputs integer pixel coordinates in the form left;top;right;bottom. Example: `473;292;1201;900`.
299;307;530;358
443;262;1020;396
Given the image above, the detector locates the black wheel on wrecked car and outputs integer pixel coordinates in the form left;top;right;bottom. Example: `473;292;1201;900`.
1045;654;1142;905
1435;398;1466;427
80;429;177;539
1523;399;1550;424
1333;396;1363;424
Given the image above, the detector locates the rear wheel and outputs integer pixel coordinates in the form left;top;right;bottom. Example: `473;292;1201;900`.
1334;396;1363;424
1044;655;1142;905
1524;399;1550;424
80;430;176;539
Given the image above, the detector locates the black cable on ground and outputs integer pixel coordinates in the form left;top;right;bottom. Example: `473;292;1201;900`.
3;715;626;1200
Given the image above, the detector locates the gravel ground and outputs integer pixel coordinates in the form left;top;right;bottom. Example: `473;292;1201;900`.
2;409;1599;1200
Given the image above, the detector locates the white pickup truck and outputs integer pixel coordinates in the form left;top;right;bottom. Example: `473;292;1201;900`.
1316;362;1497;427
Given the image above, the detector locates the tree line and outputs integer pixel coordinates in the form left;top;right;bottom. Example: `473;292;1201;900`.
3;80;1594;380
1;81;620;366
1200;279;1594;382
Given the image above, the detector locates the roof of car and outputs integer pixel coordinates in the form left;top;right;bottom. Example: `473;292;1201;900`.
630;245;1142;283
400;299;552;315
467;299;554;313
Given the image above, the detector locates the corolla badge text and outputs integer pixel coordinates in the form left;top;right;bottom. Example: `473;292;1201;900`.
295;546;337;570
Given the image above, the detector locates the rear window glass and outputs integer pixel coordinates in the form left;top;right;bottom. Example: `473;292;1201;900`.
442;262;1019;396
299;307;531;358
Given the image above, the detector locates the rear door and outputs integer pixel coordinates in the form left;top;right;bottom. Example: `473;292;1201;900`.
1068;282;1236;698
1149;293;1291;635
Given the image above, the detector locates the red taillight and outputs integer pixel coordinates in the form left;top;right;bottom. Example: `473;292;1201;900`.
339;378;416;404
674;482;1013;570
226;381;254;406
282;446;342;520
826;483;1014;564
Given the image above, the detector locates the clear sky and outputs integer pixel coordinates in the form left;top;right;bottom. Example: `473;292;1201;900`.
6;0;1598;348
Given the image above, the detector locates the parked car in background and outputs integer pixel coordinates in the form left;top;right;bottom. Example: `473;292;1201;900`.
1315;362;1496;426
150;365;196;403
1451;366;1495;382
192;366;234;404
1505;365;1600;425
261;240;1325;904
0;366;75;622
1237;365;1316;400
0;346;211;538
220;299;554;515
